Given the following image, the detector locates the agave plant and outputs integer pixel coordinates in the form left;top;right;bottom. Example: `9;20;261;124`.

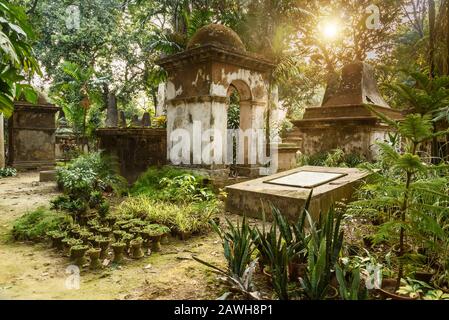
210;216;256;278
193;216;261;300
251;193;313;300
335;265;367;300
299;207;344;300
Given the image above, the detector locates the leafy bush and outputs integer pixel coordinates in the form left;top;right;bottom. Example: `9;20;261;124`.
130;166;214;203
0;167;17;178
57;151;126;199
298;149;366;168
348;111;449;289
12;208;72;241
118;196;219;233
159;174;215;202
50;195;87;215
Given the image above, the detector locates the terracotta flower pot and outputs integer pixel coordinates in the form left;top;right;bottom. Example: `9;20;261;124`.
112;242;126;264
326;286;339;300
49;233;65;251
415;271;434;283
130;238;144;259
150;235;162;252
139;231;152;248
99;227;112;238
61;238;71;257
96;238;111;260
70;245;89;267
87;248;102;270
377;279;419;300
79;231;93;245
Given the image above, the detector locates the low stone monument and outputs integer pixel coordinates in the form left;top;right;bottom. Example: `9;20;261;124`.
157;23;276;178
8;96;59;170
288;61;403;160
226;166;370;222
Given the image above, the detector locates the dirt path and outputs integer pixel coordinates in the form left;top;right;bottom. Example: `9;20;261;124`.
0;172;227;300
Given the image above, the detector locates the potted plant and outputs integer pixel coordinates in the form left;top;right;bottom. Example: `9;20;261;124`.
111;242;126;264
122;232;134;252
145;225;170;252
377;278;420;300
148;230;164;252
79;230;93;245
129;227;142;238
121;223;133;233
113;230;125;242
70;244;89;267
130;238;144;259
69;224;81;238
87;248;102;270
139;230;152;248
414;265;435;283
105;215;117;227
98;201;110;221
87;219;100;232
47;231;66;250
114;220;128;230
98;227;111;238
62;238;81;257
95;236;111;260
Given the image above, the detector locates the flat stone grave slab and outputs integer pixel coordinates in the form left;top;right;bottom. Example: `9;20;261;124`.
265;171;347;188
225;166;370;222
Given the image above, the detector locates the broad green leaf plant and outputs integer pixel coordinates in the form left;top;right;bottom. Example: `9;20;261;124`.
0;0;40;116
350;105;449;290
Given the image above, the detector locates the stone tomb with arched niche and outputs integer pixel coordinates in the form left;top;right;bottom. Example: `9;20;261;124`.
157;24;278;178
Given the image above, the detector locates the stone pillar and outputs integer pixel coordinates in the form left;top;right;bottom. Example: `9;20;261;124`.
118;111;126;127
142;112;151;127
0;113;5;168
156;83;166;116
105;93;118;127
131;114;141;127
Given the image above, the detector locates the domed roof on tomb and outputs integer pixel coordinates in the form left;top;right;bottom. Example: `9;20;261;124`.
187;24;246;52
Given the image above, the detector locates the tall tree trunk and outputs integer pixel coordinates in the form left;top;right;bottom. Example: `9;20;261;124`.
446;0;449;75
429;0;436;78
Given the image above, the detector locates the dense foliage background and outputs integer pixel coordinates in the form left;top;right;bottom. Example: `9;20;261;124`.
2;1;446;121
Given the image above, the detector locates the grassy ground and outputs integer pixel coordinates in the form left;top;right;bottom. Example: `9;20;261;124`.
0;172;233;300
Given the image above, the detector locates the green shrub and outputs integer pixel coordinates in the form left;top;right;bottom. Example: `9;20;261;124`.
12;208;72;241
88;191;104;209
50;195;87;216
57;152;126;200
118;196;219;233
98;201;110;218
298;149;366;168
0;167;17;178
130;166;214;203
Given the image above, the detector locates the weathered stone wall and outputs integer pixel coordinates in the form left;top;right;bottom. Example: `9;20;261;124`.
291;118;392;160
8;104;58;169
96;128;167;183
163;55;272;176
